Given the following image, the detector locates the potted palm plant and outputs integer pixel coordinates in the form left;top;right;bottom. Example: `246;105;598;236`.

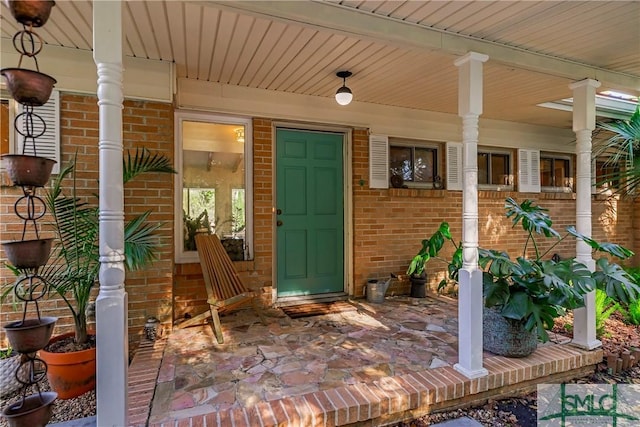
33;148;175;399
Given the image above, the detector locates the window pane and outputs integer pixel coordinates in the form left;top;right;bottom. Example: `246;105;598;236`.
389;146;413;181
231;189;245;236
183;188;214;251
554;158;569;187
596;160;620;189
478;153;489;184
182;121;245;255
541;158;553;187
491;154;509;185
414;148;435;182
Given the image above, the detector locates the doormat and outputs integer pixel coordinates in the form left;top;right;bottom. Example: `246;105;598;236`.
280;301;357;319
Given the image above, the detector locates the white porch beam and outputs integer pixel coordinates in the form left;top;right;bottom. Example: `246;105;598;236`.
206;1;638;91
453;52;489;380
570;78;602;351
93;2;128;426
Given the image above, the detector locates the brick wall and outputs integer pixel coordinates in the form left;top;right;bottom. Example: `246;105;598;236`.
351;129;637;296
0;94;174;349
174;123;637;321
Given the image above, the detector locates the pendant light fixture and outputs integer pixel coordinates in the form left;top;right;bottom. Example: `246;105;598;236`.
335;71;353;106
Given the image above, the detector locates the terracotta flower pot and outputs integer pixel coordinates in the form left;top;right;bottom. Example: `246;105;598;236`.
38;332;96;399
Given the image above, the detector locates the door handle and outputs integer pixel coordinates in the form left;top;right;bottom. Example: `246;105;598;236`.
277;220;283;227
277;209;282;215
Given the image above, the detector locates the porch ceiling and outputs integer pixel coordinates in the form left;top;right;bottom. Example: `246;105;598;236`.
2;0;638;128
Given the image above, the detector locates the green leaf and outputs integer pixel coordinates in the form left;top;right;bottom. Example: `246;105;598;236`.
594;257;640;305
500;291;531;320
483;274;510;308
123;148;176;184
566;227;634;259
504;197;560;239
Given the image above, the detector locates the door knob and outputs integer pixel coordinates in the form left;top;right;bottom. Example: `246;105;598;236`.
277;220;283;226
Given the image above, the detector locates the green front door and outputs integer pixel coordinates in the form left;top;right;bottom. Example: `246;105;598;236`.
276;129;344;297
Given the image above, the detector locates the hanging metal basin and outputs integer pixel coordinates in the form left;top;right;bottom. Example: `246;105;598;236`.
2;238;53;269
1;68;56;107
2;391;57;427
3;317;57;354
2;155;56;187
6;0;56;28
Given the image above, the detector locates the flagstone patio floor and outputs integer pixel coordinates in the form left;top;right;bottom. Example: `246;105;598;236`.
129;295;603;427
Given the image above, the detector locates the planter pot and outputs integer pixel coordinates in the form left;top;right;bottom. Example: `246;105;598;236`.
483;307;537;357
2;155;56;187
2;238;53;269
409;274;427;298
0;69;56;107
3;317;57;354
38;333;96;399
7;0;56;27
1;391;57;427
0;354;22;398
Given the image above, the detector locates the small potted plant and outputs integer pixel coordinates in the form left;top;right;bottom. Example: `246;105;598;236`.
406;222;461;298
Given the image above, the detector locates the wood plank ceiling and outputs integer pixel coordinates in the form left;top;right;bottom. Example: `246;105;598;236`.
1;0;638;128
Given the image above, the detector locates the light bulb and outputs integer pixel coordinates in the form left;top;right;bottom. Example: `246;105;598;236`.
335;86;353;106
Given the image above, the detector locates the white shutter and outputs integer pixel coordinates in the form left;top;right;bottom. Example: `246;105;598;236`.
369;134;388;189
14;90;60;174
518;149;540;193
446;142;462;191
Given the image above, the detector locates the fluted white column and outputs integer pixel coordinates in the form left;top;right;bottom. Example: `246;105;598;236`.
93;2;128;426
570;78;602;350
454;52;489;379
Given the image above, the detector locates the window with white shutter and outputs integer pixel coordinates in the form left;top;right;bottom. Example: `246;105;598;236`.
14;90;60;174
446;142;462;191
369;134;389;189
518;149;540;193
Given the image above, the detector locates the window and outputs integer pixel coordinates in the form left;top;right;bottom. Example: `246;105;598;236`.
175;113;252;263
541;154;573;192
389;140;439;187
595;159;620;190
477;148;513;189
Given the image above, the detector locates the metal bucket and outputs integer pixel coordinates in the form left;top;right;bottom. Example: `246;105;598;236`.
366;280;386;304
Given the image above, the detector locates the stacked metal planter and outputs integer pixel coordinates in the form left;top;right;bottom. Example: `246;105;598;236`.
1;1;58;426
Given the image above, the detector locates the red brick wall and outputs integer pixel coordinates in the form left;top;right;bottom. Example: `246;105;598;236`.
174;123;637;320
0;94;174;349
351;129;637;296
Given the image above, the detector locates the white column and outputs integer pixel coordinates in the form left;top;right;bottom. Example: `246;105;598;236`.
453;52;489;379
570;78;602;351
93;2;128;426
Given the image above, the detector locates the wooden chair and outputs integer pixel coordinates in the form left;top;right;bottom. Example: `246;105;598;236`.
178;234;266;343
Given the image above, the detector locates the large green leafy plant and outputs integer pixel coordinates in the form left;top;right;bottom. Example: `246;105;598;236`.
481;198;638;342
423;198;639;343
35;149;175;345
